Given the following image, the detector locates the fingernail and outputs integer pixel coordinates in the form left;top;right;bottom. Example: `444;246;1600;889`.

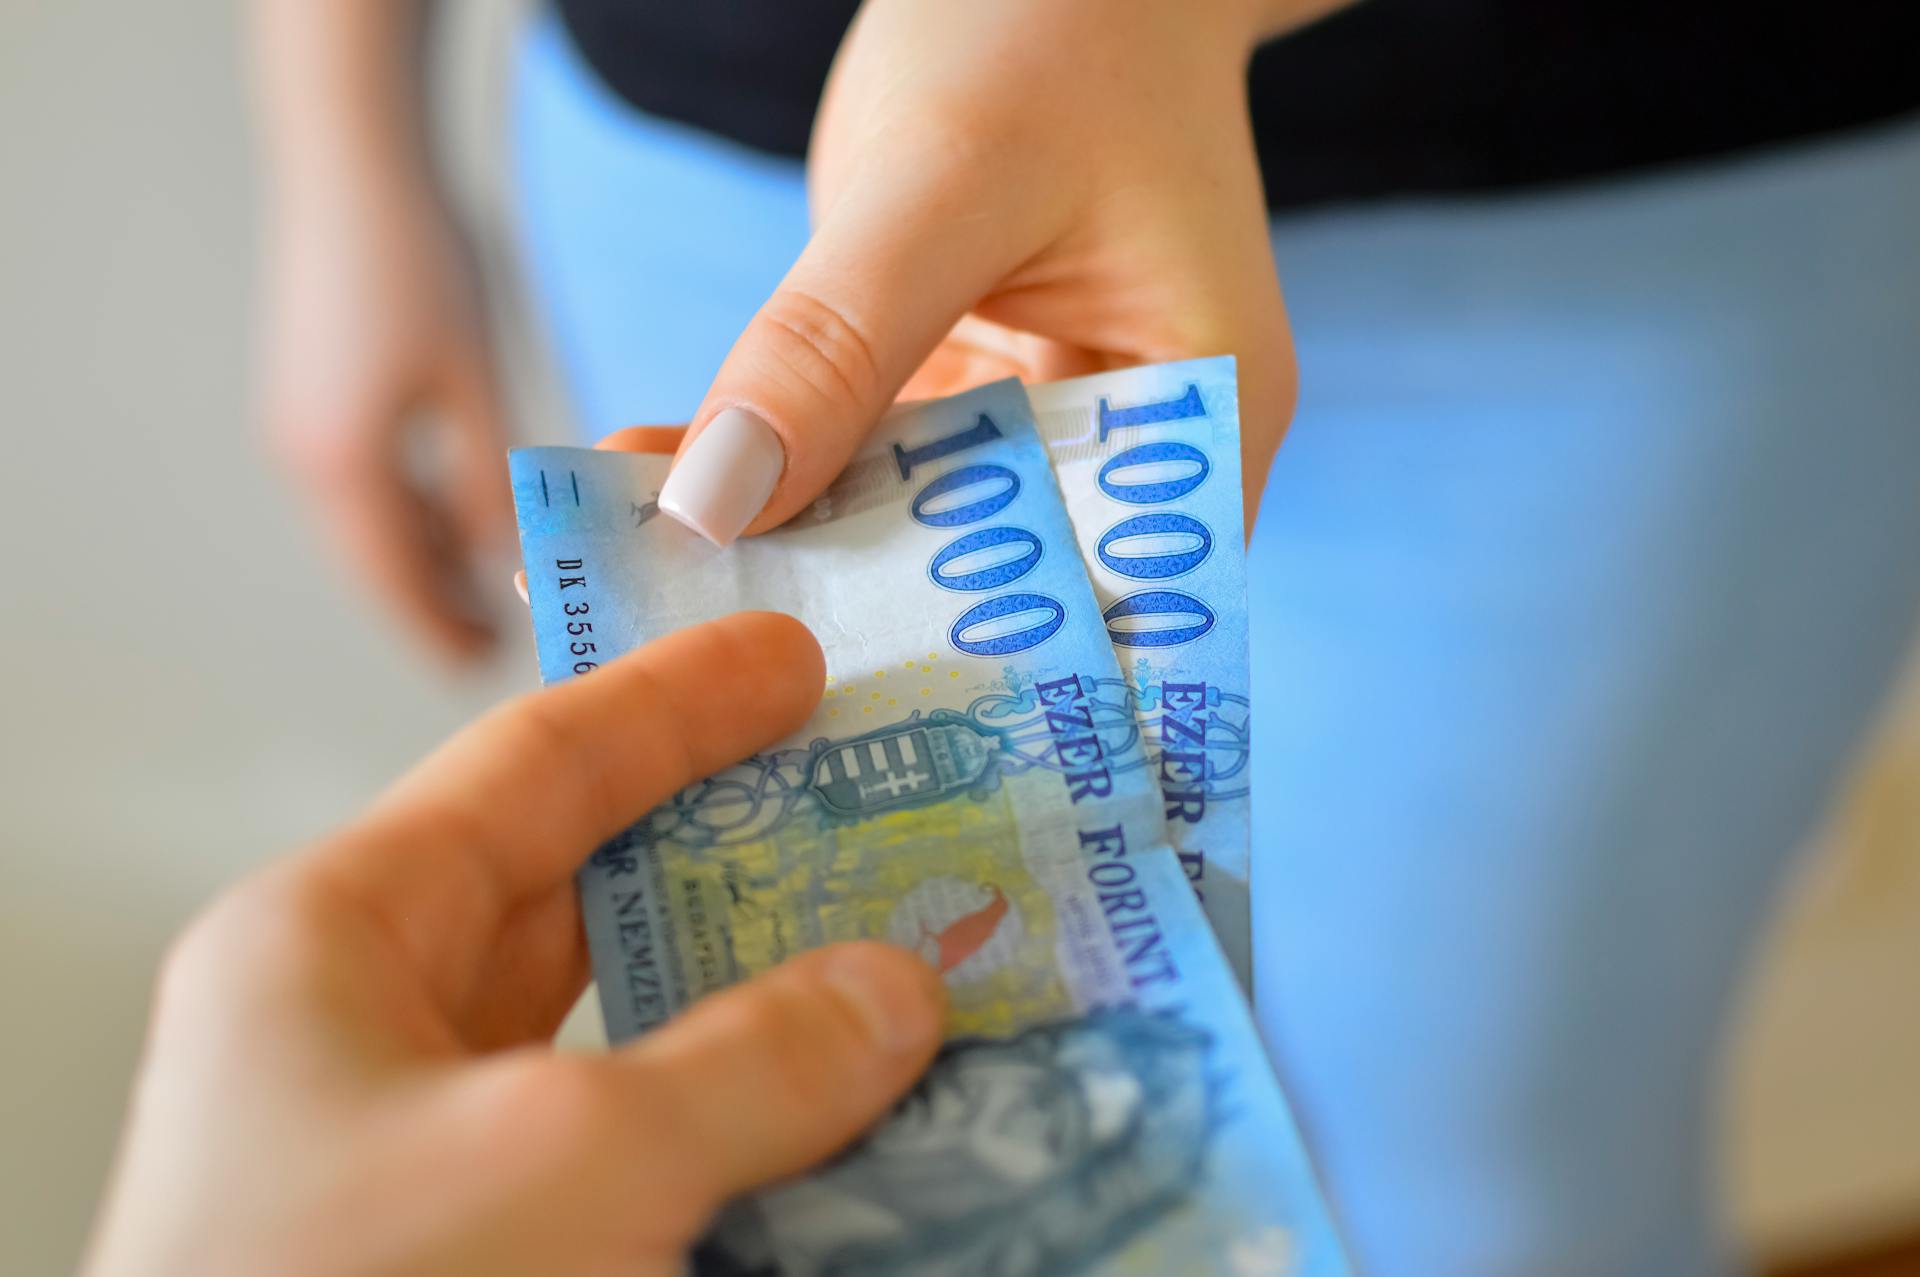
822;945;942;1057
657;407;784;547
512;570;529;605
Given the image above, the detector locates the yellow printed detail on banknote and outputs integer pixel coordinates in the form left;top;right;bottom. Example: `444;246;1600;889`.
657;785;1083;1037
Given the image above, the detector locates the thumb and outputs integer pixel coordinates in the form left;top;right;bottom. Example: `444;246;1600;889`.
607;941;945;1235
657;178;1026;545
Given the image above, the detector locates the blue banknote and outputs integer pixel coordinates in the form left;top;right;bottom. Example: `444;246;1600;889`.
511;379;1347;1276
1030;358;1253;989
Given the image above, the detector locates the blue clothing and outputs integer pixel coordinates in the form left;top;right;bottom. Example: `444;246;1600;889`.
512;14;1920;1274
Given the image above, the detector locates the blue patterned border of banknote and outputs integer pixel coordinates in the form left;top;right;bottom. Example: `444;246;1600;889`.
511;378;1348;1276
1031;357;1253;990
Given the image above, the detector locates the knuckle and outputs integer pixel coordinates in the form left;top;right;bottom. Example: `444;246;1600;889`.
153;911;230;1019
514;1055;614;1140
498;688;632;838
152;875;312;1021
748;288;883;414
708;984;832;1099
730;972;866;1092
714;979;805;1047
918;116;1028;182
463;1055;619;1183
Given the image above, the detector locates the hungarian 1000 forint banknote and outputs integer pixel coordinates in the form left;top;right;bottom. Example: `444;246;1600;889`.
510;378;1344;1276
1031;357;1253;990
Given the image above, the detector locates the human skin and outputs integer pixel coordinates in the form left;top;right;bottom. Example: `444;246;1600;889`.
656;0;1352;546
254;0;1352;646
254;0;512;662
81;613;946;1276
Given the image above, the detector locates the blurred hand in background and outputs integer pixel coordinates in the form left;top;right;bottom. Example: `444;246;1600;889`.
255;0;510;663
82;613;944;1276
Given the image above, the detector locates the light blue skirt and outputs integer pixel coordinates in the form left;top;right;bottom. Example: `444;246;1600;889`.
511;13;1920;1273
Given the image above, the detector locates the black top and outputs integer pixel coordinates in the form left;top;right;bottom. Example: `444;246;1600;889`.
554;0;1920;210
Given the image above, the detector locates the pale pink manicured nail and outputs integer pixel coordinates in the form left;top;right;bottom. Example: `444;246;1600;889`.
657;407;785;547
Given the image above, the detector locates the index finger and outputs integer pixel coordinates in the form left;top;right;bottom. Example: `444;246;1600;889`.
317;612;824;1000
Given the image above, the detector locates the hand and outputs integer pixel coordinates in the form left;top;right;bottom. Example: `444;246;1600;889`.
262;182;512;662
83;613;946;1277
648;0;1334;547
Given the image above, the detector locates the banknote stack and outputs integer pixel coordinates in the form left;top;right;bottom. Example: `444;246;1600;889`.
511;358;1351;1276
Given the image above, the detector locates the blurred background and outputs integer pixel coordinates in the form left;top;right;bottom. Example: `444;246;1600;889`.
0;2;1915;1274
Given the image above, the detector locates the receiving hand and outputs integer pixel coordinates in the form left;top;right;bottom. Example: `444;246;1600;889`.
262;182;512;662
83;613;945;1276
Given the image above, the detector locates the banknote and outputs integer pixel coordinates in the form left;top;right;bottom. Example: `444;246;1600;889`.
1031;358;1253;989
511;380;1347;1276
